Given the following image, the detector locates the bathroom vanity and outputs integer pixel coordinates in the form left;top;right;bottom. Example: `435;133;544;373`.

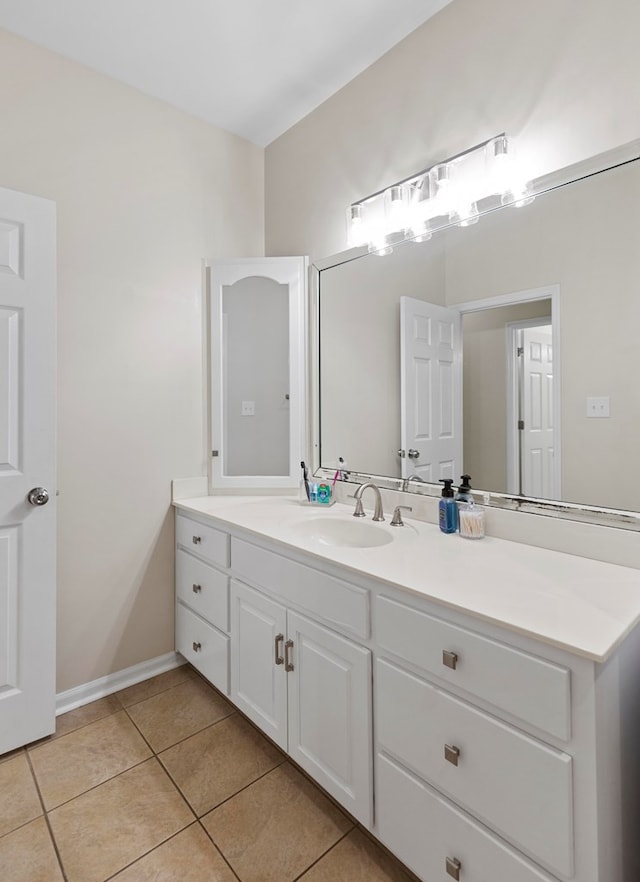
173;495;640;882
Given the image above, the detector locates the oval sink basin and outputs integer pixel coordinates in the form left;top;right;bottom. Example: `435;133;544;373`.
292;516;393;548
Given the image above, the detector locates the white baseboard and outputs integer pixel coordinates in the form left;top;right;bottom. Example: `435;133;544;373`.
56;651;185;716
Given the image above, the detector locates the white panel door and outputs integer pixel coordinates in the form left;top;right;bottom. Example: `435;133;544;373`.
230;579;287;749
522;326;556;498
0;186;56;754
286;610;372;827
400;297;462;482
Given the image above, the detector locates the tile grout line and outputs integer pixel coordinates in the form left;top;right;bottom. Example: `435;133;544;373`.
197;819;243;882
291;828;355;881
99;820;204;882
24;750;70;882
122;700;238;756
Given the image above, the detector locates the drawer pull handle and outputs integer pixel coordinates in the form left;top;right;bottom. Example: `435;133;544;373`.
446;856;462;880
444;744;460;766
442;650;458;670
192;641;202;652
192;583;202;594
192;535;201;545
274;633;285;665
284;639;294;672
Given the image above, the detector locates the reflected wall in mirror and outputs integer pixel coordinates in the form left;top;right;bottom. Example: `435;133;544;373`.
318;149;640;512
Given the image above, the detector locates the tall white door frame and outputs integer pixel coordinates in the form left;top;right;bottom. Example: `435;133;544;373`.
456;285;561;500
506;319;558;498
0;186;57;754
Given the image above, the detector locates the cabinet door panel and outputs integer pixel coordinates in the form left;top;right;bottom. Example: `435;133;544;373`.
230;580;287;749
287;611;372;827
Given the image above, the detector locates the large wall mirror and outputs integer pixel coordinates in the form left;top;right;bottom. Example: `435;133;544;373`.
313;142;640;527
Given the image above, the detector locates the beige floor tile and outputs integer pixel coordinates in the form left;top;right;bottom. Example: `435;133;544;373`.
111;822;237;882
0;753;42;838
299;829;414;882
0;746;25;765
30;710;152;809
160;714;284;816
0;816;64;882
126;677;234;753
115;665;196;708
50;694;123;740
48;758;194;882
202;762;353;882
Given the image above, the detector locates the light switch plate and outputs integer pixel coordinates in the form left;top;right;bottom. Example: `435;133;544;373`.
586;396;610;418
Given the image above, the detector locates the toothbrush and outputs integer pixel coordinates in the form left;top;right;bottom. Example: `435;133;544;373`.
300;461;311;501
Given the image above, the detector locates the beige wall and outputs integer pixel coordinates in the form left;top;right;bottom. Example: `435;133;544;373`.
0;28;264;692
265;0;640;262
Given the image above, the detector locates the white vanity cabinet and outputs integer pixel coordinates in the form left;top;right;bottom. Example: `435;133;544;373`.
174;513;230;694
174;501;640;882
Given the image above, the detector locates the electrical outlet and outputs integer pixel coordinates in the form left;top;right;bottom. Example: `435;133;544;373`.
241;400;255;416
586;397;610;418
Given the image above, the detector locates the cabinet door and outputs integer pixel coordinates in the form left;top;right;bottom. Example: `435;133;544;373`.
230;580;287;749
287;610;373;827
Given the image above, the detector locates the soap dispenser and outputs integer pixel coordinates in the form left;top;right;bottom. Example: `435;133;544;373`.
439;479;458;534
455;474;473;505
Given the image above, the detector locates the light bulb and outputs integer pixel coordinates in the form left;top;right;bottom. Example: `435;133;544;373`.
346;204;369;247
430;164;452;217
408;175;433;241
454;201;479;226
409;219;432;242
384;185;410;234
367;231;393;256
502;183;535;208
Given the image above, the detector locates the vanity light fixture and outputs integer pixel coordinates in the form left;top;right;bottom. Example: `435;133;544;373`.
346;134;534;254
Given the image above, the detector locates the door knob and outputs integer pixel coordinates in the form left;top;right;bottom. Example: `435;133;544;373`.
27;487;50;506
407;449;420;459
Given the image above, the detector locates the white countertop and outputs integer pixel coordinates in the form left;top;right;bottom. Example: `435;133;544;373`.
174;495;640;662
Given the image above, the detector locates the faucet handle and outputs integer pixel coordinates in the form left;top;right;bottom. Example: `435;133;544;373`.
391;505;412;527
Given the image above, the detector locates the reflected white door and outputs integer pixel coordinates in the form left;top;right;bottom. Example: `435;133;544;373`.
0;187;56;753
521;325;556;498
400;297;462;482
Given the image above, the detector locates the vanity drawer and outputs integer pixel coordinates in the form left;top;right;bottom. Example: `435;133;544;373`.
176;550;229;632
231;537;369;639
176;514;230;568
376;658;573;877
176;602;229;695
376;753;557;882
375;595;571;740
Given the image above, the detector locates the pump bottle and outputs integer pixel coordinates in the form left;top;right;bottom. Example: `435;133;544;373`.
439;479;458;533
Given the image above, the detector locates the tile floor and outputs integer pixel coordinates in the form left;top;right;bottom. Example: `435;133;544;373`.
0;665;418;882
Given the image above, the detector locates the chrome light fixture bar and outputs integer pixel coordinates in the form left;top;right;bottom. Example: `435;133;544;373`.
346;134;534;254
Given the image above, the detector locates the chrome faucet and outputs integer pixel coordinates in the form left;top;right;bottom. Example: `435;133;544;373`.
401;474;425;492
352;481;385;522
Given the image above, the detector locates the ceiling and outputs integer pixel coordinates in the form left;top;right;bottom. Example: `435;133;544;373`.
0;0;453;146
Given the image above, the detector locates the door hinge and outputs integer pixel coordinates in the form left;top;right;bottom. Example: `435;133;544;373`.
518;419;525;430
211;450;219;457
517;346;524;357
